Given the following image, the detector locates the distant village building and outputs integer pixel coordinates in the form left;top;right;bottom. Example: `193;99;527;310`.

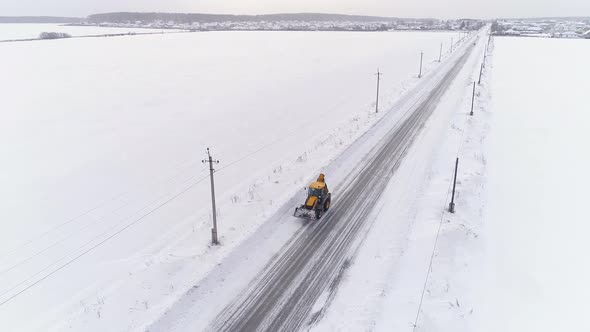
504;29;521;36
493;19;590;40
559;31;579;38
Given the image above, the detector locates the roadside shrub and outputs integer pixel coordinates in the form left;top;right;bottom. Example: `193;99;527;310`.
39;32;72;40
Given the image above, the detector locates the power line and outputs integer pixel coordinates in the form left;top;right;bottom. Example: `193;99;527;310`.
216;92;358;174
412;30;483;331
0;173;210;307
0;163;210;277
0;158;208;259
0;94;357;302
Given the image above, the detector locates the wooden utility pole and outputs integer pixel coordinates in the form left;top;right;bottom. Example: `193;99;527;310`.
202;148;220;245
449;158;459;213
478;64;484;85
438;43;443;62
470;82;476;116
418;51;424;78
375;69;382;113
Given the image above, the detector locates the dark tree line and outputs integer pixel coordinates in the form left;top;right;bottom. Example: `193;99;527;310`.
87;12;401;24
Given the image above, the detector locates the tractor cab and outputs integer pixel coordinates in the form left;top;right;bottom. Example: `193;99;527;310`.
308;182;327;199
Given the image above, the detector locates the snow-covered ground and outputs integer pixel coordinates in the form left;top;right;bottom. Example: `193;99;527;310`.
413;36;590;332
0;30;463;331
313;34;590;332
0;23;175;41
479;37;590;332
9;26;584;332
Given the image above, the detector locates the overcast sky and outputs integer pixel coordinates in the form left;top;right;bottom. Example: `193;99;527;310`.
2;0;590;19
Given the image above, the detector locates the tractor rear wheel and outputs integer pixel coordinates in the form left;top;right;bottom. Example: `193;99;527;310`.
324;197;331;211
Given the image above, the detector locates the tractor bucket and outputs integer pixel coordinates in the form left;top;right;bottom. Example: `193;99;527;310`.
293;206;319;221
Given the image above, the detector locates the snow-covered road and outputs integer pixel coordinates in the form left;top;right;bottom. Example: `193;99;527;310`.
149;32;481;332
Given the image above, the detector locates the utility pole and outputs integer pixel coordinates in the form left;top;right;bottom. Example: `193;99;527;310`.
450;38;453;53
202;148;220;245
418;51;424;78
478;63;484;85
438;43;443;62
449;157;459;213
470;82;476;116
375;69;382;113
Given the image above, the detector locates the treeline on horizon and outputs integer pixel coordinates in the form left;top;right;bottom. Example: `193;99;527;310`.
1;13;589;25
0;16;81;23
86;12;406;24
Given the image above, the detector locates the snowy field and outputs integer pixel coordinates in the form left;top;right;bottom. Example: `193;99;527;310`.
480;37;590;332
0;23;174;40
0;30;461;331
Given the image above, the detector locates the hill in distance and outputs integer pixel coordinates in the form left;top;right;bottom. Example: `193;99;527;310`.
0;16;82;23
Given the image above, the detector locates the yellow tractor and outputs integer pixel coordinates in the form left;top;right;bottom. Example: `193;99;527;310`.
293;174;332;220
